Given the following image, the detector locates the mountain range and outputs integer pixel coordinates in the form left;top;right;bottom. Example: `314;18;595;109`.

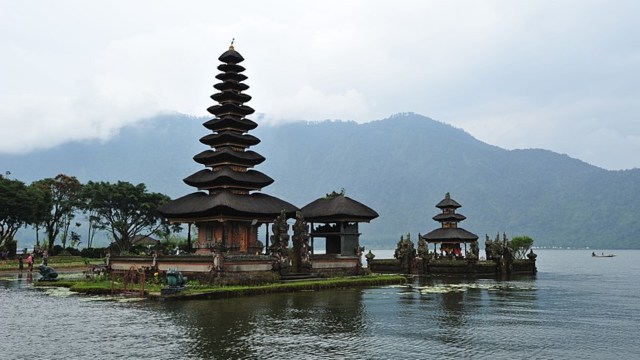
3;112;639;249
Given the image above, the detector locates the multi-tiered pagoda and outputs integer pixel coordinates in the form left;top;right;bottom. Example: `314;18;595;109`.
420;192;478;257
158;44;297;254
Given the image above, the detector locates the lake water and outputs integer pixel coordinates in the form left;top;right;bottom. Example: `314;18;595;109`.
1;249;639;360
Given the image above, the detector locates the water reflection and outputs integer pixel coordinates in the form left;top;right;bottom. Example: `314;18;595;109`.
407;275;540;354
157;289;366;359
6;252;640;360
417;277;475;348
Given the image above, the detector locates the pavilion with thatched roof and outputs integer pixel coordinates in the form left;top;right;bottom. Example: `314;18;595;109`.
301;191;378;256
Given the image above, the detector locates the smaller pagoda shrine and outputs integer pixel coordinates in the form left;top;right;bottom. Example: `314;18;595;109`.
419;192;478;258
367;193;536;275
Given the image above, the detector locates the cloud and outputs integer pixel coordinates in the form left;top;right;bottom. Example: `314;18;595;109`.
260;86;369;123
1;1;639;169
456;95;640;169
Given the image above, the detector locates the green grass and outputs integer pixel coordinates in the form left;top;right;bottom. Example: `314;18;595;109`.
158;274;407;299
34;274;407;299
35;277;163;295
0;257;104;271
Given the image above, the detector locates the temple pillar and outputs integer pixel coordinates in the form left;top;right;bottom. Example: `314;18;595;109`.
264;223;269;254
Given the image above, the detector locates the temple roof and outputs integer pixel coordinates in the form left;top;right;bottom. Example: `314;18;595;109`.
158;44;294;222
301;195;379;222
421;192;477;242
183;168;273;190
158;190;298;221
211;91;252;103
420;228;479;243
432;213;466;222
193;148;265;167
218;63;245;73
218;47;245;64
436;192;461;209
213;81;249;92
215;72;248;82
203;116;257;132
199;132;260;148
207;103;255;117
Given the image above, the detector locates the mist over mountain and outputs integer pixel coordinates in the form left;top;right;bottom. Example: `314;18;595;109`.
3;112;639;249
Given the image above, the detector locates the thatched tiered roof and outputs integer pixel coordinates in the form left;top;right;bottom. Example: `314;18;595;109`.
420;193;478;243
159;45;297;222
301;194;379;222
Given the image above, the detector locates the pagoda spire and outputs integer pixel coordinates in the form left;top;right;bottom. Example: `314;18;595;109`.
420;193;478;244
185;44;273;194
158;45;297;225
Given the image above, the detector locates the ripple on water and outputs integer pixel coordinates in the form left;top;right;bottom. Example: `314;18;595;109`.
2;251;640;359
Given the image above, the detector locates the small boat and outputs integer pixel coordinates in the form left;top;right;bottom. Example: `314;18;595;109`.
592;252;616;258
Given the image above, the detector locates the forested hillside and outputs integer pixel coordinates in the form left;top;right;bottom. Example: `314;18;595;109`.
3;113;639;249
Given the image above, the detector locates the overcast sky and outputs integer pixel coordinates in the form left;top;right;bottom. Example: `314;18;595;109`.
2;1;639;170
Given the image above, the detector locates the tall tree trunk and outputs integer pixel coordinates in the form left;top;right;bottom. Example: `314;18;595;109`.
35;225;40;248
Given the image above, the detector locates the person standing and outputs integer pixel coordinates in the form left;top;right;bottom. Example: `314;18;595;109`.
43;250;49;266
18;255;24;272
26;253;34;272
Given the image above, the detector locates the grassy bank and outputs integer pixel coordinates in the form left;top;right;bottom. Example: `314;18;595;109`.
0;257;105;271
34;274;407;299
159;275;408;300
34;277;161;295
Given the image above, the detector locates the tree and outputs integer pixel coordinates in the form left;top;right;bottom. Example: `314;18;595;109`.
0;175;49;253
510;235;535;259
78;183;104;249
69;230;81;249
0;176;30;251
29;182;53;249
33;174;82;253
82;181;177;254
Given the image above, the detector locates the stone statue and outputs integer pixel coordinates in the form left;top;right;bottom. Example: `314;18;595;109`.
269;210;289;254
415;234;431;274
491;232;513;274
291;211;311;272
490;233;504;260
485;234;493;259
501;244;513;272
394;235;404;260
212;239;226;253
270;210;290;272
394;233;416;273
166;269;186;287
38;264;58;281
417;235;429;259
354;245;365;272
468;241;479;262
212;251;224;273
365;250;375;265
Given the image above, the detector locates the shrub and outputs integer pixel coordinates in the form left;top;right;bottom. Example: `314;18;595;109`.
80;247;107;258
52;245;64;256
511;236;535;259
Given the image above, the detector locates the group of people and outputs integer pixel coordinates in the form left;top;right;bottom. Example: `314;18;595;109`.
439;244;463;258
17;251;48;272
